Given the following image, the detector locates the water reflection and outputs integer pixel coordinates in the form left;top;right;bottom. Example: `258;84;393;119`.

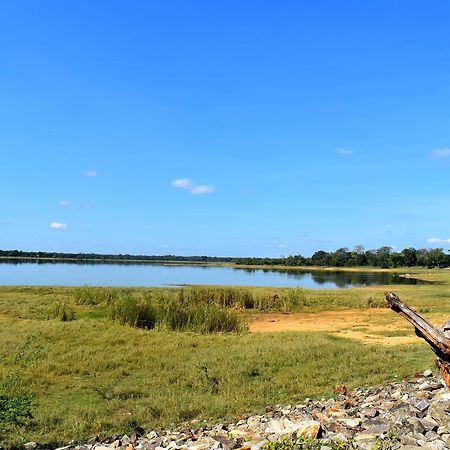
237;267;424;287
0;260;428;288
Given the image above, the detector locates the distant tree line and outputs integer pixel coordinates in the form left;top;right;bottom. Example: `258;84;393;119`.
235;246;450;269
1;246;450;268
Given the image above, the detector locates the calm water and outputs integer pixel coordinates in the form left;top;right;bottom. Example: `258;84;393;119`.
0;260;425;288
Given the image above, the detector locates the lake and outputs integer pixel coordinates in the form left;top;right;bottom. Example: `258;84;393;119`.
0;260;425;288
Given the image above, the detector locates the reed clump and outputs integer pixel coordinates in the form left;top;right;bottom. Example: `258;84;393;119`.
73;286;121;305
109;292;158;329
105;289;246;333
161;296;246;333
70;286;312;333
178;286;308;312
47;302;76;321
363;295;386;309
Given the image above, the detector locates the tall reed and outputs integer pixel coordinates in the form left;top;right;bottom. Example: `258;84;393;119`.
109;292;158;329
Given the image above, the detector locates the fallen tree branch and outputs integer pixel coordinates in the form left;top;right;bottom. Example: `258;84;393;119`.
384;291;450;388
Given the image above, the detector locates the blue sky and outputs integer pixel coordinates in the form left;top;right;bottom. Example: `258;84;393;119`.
1;0;450;257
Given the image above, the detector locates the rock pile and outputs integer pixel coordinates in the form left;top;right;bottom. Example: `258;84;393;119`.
39;371;450;450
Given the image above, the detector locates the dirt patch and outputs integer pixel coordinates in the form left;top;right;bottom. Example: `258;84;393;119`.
249;309;447;346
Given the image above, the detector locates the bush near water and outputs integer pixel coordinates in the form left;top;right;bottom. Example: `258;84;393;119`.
73;286;312;333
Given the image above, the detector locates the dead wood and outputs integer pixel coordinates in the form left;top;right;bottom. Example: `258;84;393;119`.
384;291;450;388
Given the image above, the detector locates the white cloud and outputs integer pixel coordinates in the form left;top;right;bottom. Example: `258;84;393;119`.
336;147;353;156
171;178;192;188
58;200;70;207
190;185;216;195
171;178;216;195
50;222;68;230
431;148;450;159
427;237;450;244
277;244;288;249
83;170;97;177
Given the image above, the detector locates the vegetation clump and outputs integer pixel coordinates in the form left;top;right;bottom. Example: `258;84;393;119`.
47;302;76;321
265;435;399;450
73;286;121;305
0;392;34;426
176;286;308;311
0;336;41;446
110;291;158;329
107;289;247;333
364;295;386;308
162;296;246;333
265;437;355;450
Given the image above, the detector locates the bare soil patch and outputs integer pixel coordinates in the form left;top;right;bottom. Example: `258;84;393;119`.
249;309;447;346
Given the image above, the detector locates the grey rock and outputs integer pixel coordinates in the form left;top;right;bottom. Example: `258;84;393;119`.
408;417;426;434
338;417;362;428
442;435;450;447
24;443;38;450
427;441;445;450
250;440;268;450
395;447;424;450
296;420;321;438
412;398;430;412
428;403;450;426
360;407;378;418
401;434;419;445
424;431;440;441
247;416;261;429
420;416;440;432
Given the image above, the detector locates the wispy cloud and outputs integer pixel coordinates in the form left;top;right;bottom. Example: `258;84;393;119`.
171;178;191;188
171;178;216;195
427;237;450;245
58;200;70;207
431;148;450;159
83;170;97;177
50;222;68;230
190;185;216;195
336;147;353;156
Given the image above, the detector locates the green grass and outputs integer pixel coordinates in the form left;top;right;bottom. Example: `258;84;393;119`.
0;319;431;448
1;276;449;448
369;329;412;337
265;435;400;450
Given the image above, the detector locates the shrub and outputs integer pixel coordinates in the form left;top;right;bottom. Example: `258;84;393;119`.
48;302;76;321
0;393;34;426
365;295;386;308
0;335;41;441
278;288;309;311
161;300;246;333
110;292;158;329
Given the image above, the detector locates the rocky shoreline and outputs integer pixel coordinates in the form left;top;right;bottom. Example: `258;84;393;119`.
29;371;450;450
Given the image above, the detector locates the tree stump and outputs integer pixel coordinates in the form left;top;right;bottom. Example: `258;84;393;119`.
384;291;450;388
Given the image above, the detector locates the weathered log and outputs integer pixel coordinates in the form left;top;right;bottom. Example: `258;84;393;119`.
384;291;450;388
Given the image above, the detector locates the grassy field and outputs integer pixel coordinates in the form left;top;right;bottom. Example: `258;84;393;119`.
1;269;449;448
